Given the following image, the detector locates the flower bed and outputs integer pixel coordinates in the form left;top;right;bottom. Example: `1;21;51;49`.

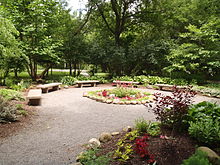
83;87;152;105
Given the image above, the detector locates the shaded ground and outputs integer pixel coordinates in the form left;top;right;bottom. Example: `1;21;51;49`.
0;85;219;165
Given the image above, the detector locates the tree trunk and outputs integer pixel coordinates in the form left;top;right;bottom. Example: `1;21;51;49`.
69;61;72;76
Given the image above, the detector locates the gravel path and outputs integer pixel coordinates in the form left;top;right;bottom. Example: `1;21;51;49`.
0;87;219;165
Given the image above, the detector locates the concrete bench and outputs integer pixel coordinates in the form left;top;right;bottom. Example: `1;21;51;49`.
155;84;187;91
37;83;62;93
27;89;42;106
112;80;139;88
75;80;99;88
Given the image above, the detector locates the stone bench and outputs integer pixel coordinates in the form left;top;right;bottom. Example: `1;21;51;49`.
27;89;42;106
37;83;62;93
155;84;187;91
75;80;99;88
112;80;139;88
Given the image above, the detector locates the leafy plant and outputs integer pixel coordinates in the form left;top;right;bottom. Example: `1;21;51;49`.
61;76;77;86
134;134;155;164
0;89;24;101
114;130;139;162
79;148;111;165
188;101;220;122
151;86;196;130
181;150;211;165
0;96;18;123
109;87;141;98
135;118;161;136
188;119;220;145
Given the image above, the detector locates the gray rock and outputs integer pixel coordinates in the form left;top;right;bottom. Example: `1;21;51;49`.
88;138;101;148
197;146;220;165
99;132;112;143
123;126;132;132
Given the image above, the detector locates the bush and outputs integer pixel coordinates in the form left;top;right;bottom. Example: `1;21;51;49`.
193;86;220;98
181;150;211;165
79;148;111;165
188;101;220;122
151;86;196;130
188;119;220;145
135;118;160;136
0;89;24;101
0;96;18;123
109;87;141;98
61;76;77;86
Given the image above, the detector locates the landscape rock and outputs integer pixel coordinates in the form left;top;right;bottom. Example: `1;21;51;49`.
131;100;137;105
197;146;220;165
76;152;84;162
70;162;82;165
111;132;120;136
123;126;132;132
99;132;112;143
64;85;69;89
141;100;147;104
88;138;101;148
83;92;88;97
106;100;112;104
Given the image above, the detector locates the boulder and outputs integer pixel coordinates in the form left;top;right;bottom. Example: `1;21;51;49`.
88;138;101;148
197;146;220;165
64;85;69;89
111;132;120;136
99;132;112;143
123;126;132;132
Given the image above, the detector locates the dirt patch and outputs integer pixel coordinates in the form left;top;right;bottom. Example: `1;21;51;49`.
96;128;200;165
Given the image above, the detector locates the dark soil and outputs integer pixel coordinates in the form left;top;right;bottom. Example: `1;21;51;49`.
98;128;198;165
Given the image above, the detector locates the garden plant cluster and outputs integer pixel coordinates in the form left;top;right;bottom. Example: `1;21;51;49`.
78;87;220;165
83;87;152;105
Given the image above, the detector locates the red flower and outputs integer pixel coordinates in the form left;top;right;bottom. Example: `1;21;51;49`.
102;90;108;97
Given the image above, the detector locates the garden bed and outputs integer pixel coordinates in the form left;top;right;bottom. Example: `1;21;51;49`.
83;87;153;105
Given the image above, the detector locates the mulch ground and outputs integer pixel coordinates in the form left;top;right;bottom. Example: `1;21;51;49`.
97;127;220;165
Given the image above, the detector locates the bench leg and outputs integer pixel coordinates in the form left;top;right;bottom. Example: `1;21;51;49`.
42;88;48;93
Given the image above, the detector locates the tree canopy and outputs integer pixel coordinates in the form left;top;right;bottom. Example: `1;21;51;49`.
0;0;219;81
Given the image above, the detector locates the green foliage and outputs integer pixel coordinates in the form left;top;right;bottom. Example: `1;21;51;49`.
193;86;220;98
0;89;24;101
135;118;161;136
188;119;220;145
187;102;220;145
79;148;111;165
114;130;139;162
188;101;220;122
181;150;211;165
0;96;18;123
5;79;31;91
109;87;141;98
135;118;149;134
61;76;77;86
76;76;108;84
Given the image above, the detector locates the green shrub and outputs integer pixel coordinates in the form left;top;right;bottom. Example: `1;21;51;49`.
188;101;220;122
79;148;111;165
0;89;24;101
181;150;211;165
135;118;149;134
188;119;220;145
0;96;18;123
135;118;161;136
193;86;220;98
61;76;77;86
109;87;141;98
